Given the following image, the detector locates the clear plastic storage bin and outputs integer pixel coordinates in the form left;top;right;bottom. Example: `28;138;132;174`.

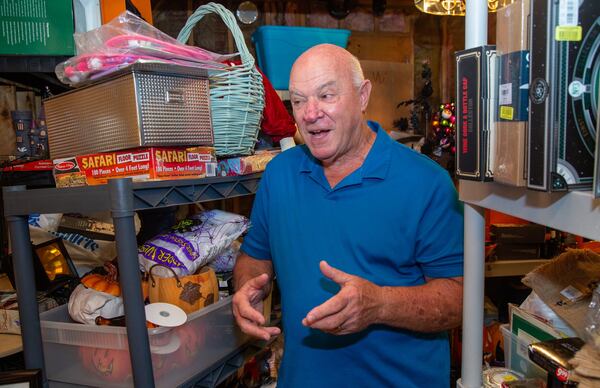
252;26;351;90
40;297;247;387
500;324;548;380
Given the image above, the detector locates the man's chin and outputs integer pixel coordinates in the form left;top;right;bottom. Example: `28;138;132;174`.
307;146;334;162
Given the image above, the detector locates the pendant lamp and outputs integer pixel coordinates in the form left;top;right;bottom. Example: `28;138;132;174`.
414;0;514;16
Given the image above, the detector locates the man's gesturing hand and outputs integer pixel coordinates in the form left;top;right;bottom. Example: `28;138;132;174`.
302;261;383;335
232;273;281;341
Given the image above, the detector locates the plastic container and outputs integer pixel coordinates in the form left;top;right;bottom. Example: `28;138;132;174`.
40;297;248;387
500;324;547;380
252;26;351;90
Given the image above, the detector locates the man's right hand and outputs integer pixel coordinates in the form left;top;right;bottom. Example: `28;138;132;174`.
232;273;281;341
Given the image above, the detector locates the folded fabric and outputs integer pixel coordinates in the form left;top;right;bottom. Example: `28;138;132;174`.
68;284;124;325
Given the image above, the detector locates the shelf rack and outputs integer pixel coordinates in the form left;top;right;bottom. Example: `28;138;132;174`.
2;173;261;388
484;259;548;278
459;180;600;387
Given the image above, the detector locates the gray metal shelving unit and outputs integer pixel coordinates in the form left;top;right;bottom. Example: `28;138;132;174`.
2;173;261;388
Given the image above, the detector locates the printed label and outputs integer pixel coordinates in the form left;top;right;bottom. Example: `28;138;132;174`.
500;106;514;120
568;80;585;97
117;153;132;164
139;242;186;268
206;162;217;177
558;0;578;26
156;234;198;263
132;152;150;162
556;367;570;382
499;83;512;105
560;285;584;302
555;26;582;41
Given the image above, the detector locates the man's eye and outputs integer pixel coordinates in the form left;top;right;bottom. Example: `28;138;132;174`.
320;94;334;100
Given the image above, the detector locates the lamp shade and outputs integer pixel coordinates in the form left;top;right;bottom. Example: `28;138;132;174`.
414;0;514;15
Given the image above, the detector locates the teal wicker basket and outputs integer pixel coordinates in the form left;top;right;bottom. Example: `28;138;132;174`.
177;2;264;157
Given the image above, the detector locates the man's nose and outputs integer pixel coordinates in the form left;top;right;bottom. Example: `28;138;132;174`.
303;98;323;122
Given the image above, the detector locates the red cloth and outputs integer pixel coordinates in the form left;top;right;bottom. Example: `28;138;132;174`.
224;60;296;142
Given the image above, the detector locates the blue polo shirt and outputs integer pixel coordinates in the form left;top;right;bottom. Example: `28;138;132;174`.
241;121;464;388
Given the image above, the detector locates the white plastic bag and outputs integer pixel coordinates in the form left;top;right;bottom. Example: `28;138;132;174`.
27;212;140;276
138;210;249;277
209;240;241;273
520;291;577;337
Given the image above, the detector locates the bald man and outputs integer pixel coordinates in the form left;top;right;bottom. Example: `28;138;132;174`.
232;44;464;387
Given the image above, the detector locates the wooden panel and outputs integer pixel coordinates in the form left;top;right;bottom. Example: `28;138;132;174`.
347;32;412;63
0;86;17;157
35;95;42;118
16;91;35;115
361;60;413;132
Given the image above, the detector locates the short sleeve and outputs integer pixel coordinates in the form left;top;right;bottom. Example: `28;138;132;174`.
240;168;272;260
415;172;464;278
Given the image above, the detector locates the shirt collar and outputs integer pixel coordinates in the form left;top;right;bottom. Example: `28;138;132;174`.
299;120;392;182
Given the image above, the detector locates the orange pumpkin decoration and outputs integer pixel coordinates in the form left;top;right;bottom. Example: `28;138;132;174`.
81;262;121;297
141;273;149;302
79;346;132;383
79;345;171;382
146;265;219;314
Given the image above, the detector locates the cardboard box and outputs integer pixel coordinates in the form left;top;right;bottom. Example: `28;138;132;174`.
494;121;528;186
53;147;217;188
490;224;546;244
594;90;600;198
58;215;115;241
528;0;598;191
0;160;54;172
496;0;529;54
498;51;529;122
455;45;497;181
0;291;58;334
495;243;541;260
217;149;280;177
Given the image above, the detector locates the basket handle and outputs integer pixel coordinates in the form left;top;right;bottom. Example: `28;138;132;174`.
148;263;182;288
177;2;254;67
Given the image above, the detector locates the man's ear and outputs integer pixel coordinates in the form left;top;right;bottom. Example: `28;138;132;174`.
359;79;372;113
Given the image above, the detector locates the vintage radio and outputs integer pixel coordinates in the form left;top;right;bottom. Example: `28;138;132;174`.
45;63;213;159
527;0;599;191
455;45;497;181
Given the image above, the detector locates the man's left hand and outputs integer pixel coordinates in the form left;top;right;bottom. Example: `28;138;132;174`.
302;260;383;335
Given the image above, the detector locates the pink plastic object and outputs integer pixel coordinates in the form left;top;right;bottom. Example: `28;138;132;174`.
61;53;156;84
105;34;219;62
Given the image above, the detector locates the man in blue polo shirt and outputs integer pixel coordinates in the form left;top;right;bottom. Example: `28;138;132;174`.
232;44;464;387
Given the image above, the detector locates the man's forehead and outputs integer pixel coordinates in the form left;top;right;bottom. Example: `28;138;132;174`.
291;61;346;86
289;74;340;94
